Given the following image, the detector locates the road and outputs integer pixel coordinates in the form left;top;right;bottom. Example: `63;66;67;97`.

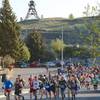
0;68;57;87
23;93;100;100
0;92;100;100
0;68;100;100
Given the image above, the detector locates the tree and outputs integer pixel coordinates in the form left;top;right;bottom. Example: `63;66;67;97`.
3;55;15;68
14;40;31;61
98;2;100;15
41;50;56;62
83;4;98;17
26;30;45;61
68;13;74;20
0;0;30;61
51;38;66;59
83;4;100;64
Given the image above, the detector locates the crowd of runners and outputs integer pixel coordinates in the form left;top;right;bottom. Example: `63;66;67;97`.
2;64;100;100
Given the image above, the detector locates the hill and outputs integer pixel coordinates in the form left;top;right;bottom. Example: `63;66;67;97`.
19;17;100;45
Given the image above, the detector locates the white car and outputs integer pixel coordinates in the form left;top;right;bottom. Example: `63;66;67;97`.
45;62;55;67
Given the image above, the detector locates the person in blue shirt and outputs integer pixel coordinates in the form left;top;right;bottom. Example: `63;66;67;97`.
59;76;67;100
3;76;13;100
44;79;51;99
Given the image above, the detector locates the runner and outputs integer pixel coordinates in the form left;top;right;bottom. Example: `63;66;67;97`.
59;76;66;100
16;75;25;100
91;75;99;90
70;75;79;100
44;79;51;100
39;79;44;99
17;75;25;87
50;79;57;99
3;76;13;100
32;76;39;100
14;78;24;100
67;75;72;100
28;75;33;100
85;74;91;90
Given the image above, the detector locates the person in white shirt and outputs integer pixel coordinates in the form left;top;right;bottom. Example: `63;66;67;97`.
32;76;39;100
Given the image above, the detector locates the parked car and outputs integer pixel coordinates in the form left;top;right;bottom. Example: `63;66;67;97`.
45;61;56;67
39;63;47;67
55;60;65;67
29;61;40;68
14;61;28;68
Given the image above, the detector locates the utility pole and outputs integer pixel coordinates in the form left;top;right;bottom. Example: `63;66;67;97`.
61;26;64;70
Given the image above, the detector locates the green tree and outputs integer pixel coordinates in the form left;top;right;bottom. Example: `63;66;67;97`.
26;30;45;61
41;50;56;62
0;0;30;61
3;55;15;67
83;4;100;64
83;4;98;17
51;38;66;59
68;13;74;20
17;40;31;61
97;2;100;16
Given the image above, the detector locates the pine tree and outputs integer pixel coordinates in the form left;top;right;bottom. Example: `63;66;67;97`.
26;30;45;61
0;0;30;61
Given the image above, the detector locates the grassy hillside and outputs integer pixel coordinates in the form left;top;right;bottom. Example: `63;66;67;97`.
19;17;100;44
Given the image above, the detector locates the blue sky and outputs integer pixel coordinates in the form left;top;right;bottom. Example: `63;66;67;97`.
0;0;99;20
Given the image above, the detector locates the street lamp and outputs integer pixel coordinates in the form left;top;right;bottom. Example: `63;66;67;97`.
76;44;79;48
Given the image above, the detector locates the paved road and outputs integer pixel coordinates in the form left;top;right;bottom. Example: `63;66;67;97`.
0;68;100;100
0;68;57;87
0;88;100;100
24;92;100;100
0;92;100;100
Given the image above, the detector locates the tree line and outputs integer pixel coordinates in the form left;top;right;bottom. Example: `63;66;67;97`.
0;0;100;67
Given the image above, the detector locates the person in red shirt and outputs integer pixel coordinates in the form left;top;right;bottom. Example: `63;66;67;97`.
28;75;34;100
